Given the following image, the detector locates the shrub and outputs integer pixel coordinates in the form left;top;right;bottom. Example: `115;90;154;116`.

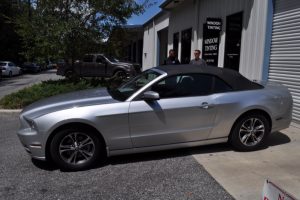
0;78;105;109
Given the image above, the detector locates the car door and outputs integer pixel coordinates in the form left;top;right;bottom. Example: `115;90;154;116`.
8;62;14;75
95;55;106;76
128;73;218;148
81;55;94;76
10;62;17;75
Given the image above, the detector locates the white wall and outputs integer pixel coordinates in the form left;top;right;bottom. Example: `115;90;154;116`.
144;0;270;80
167;0;196;61
143;12;169;70
195;0;269;80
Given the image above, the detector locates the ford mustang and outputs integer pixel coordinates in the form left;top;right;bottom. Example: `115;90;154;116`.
17;65;293;170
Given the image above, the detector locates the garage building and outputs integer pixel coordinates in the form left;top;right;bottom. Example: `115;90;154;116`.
142;0;300;124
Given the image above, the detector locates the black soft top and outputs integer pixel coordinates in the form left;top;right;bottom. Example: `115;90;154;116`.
154;65;263;91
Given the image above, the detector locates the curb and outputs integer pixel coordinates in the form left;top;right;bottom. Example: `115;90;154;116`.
0;109;22;113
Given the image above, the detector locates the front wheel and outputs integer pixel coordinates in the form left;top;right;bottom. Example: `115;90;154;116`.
113;70;127;80
50;128;102;171
229;114;270;151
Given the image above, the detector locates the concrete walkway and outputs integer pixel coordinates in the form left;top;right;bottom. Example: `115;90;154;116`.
193;125;300;199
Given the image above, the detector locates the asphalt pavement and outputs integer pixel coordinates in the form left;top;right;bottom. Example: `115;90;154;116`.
0;69;62;99
0;112;233;200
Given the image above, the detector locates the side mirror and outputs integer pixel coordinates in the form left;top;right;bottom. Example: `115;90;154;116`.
142;91;160;101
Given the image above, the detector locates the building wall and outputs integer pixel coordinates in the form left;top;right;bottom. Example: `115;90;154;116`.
166;0;270;80
143;12;169;70
167;0;196;61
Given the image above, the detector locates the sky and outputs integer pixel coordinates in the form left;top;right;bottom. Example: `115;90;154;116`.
127;0;165;25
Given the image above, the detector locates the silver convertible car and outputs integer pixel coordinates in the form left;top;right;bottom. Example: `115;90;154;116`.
18;65;293;170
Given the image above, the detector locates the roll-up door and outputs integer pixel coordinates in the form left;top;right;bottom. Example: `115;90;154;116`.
269;0;300;123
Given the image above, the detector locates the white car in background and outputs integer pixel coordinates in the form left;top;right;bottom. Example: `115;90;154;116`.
0;61;22;77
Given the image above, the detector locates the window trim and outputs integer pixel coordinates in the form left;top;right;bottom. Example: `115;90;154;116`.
133;73;234;101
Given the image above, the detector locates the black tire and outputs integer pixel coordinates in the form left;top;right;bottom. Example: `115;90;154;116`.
229;114;270;151
50;127;103;171
9;71;12;77
65;70;79;81
113;70;126;80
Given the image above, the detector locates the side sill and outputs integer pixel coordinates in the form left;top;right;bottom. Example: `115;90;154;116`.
108;137;228;157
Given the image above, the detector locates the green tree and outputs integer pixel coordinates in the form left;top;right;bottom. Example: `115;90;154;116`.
0;0;24;64
13;0;151;63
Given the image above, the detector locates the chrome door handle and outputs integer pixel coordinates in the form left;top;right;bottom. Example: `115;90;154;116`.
200;102;210;109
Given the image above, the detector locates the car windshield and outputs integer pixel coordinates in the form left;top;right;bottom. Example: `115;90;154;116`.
106;56;119;63
109;70;162;101
0;62;6;66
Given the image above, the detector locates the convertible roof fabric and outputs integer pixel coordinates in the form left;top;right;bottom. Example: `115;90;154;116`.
155;65;263;91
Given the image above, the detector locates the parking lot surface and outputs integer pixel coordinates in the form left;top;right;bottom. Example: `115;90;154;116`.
0;69;61;99
193;126;300;199
0;113;233;200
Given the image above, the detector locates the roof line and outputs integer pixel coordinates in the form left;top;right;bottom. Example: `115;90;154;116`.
160;0;173;9
143;10;168;27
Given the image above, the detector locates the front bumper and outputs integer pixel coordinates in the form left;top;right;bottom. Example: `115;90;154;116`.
17;128;46;160
2;69;9;76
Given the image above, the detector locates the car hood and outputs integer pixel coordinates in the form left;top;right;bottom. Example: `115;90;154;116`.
21;88;119;119
111;62;132;67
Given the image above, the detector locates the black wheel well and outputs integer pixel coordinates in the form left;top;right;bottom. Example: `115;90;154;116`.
64;68;74;75
113;68;126;75
230;109;272;134
45;122;107;161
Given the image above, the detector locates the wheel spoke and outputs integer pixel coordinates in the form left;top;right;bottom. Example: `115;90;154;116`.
73;132;78;142
59;144;74;153
79;149;93;160
79;137;93;147
67;151;76;163
72;152;78;164
241;134;249;144
240;124;250;132
255;125;264;131
250;118;256;129
251;134;258;143
67;135;75;143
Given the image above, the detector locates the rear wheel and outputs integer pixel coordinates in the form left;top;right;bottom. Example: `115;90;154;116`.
9;71;12;77
65;70;79;81
229;114;270;151
50;127;103;171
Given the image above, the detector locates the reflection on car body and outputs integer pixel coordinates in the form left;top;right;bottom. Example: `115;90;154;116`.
17;65;293;170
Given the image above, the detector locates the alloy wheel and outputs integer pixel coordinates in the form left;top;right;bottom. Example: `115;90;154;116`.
58;132;95;165
239;118;265;147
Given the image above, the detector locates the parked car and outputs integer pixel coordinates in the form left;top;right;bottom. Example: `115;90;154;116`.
0;61;22;77
56;54;141;79
17;65;293;170
21;62;41;73
47;61;57;69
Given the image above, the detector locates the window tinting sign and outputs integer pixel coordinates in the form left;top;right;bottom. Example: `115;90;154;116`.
206;18;222;31
202;18;222;66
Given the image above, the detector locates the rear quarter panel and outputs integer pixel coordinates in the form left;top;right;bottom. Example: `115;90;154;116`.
208;84;292;139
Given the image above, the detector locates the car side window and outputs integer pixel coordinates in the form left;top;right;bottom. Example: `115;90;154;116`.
151;74;214;99
213;77;233;93
96;56;105;64
8;63;14;67
83;55;94;62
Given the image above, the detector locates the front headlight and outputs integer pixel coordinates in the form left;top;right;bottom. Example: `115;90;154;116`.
24;117;37;130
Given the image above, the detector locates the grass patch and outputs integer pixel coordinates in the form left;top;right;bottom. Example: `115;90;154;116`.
0;78;108;109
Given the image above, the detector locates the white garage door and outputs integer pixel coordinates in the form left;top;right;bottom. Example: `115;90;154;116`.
269;0;300;123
